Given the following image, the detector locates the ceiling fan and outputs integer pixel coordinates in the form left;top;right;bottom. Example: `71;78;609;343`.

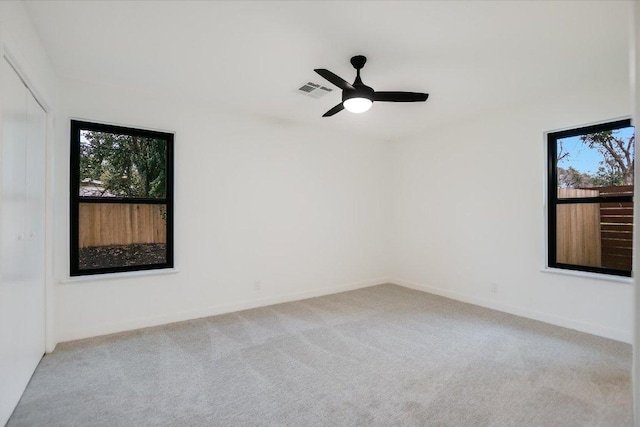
314;55;429;117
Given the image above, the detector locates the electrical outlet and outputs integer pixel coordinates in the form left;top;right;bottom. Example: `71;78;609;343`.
254;280;261;291
490;283;499;294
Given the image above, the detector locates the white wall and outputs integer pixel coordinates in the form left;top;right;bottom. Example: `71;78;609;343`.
53;79;390;342
0;2;56;105
389;81;633;343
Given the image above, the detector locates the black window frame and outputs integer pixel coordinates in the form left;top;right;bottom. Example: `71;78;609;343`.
70;120;174;276
547;118;633;277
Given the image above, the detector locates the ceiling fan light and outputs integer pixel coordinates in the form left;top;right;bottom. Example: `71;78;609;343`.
343;97;373;113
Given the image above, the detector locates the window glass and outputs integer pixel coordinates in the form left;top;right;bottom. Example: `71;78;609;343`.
548;120;634;276
555;202;632;271
70;120;174;276
78;203;168;271
556;127;634;197
79;130;167;199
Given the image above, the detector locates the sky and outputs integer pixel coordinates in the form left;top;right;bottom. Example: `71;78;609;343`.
557;126;635;175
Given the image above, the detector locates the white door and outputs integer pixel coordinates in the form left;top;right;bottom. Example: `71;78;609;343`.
0;57;46;426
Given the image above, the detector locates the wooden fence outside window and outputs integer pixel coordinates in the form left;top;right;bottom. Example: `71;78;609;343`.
78;203;167;248
556;185;633;271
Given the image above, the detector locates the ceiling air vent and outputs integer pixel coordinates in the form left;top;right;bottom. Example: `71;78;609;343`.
297;82;332;99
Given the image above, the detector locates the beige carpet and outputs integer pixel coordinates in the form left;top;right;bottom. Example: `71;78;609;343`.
8;284;632;426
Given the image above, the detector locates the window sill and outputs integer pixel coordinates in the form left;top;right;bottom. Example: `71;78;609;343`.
59;268;179;284
541;267;633;284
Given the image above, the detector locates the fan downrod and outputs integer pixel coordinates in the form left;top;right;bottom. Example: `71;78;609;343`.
350;55;367;70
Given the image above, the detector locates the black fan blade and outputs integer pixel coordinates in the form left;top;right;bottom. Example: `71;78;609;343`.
314;69;354;91
373;91;429;102
322;103;344;117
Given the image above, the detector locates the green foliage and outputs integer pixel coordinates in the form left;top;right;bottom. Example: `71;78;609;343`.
591;166;625;187
557;166;594;188
80;131;167;198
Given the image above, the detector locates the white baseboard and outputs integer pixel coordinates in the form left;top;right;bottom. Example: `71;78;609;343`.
392;278;632;344
57;277;390;344
57;277;631;346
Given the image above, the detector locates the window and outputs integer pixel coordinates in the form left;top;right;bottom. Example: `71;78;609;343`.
70;120;174;276
548;119;634;277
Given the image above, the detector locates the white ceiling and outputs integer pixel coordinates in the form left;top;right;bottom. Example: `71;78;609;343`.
24;0;631;141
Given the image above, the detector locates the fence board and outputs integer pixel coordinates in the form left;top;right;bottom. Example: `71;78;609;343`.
598;186;633;271
601;238;633;248
600;215;634;223
602;231;633;239
600;246;632;256
556;188;601;267
601;208;633;216
598;185;634;197
601;254;631;269
79;203;166;248
601;224;633;232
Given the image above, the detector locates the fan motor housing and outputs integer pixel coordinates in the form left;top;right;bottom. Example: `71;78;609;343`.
342;85;374;102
